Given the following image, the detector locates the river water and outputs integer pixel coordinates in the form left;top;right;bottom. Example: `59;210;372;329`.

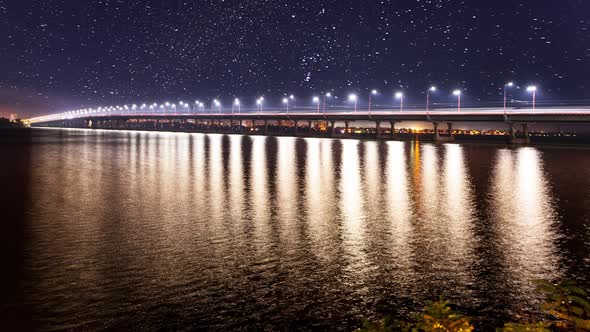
1;128;589;330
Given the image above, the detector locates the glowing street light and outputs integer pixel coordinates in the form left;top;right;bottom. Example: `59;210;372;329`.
348;94;358;113
233;98;240;114
213;99;221;113
256;97;264;114
369;89;378;115
526;85;537;111
289;94;295;112
426;86;436;113
395;91;404;112
195;100;201;113
504;82;514;112
313;96;320;113
282;97;289;114
323;92;332;114
453;89;462;112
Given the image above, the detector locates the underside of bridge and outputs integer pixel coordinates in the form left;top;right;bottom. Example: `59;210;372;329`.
30;115;554;144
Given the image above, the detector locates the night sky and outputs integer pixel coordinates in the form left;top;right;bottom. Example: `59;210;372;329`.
1;0;589;117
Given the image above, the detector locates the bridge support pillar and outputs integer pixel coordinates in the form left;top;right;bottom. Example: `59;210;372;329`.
308;120;313;136
375;121;381;139
264;120;269;135
293;120;298;136
447;122;455;141
508;123;531;144
433;122;440;141
509;123;517;139
390;122;396;139
522;123;531;144
344;121;350;136
329;121;336;138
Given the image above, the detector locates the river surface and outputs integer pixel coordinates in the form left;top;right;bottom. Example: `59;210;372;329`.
1;128;590;330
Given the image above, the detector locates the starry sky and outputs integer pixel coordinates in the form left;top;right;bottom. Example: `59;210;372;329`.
1;0;589;117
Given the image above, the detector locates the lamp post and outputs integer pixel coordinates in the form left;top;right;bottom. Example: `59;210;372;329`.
213;99;221;113
256;97;264;114
348;94;357;113
453;90;462;112
323;92;332;114
313;96;320;113
395;92;404;112
504;82;514;113
233;98;240;114
368;89;378;115
426;86;436;113
526;85;537;111
289;95;295;112
282;97;289;114
195;101;201;114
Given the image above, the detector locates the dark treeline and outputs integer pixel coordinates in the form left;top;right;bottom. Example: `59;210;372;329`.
0;118;25;129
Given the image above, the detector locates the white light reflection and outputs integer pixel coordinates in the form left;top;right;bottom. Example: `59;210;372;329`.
207;135;225;228
276;137;298;245
489;148;561;301
363;142;382;217
305;138;338;262
251;136;271;253
228;135;245;223
384;141;416;286
339;140;369;283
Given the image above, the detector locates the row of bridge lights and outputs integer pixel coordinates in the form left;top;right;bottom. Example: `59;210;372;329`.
199;83;537;115
228;83;536;116
30;83;538;122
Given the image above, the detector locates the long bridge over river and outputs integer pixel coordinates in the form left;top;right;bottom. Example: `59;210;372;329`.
30;107;590;144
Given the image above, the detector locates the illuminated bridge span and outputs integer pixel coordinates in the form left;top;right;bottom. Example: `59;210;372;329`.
30;107;590;144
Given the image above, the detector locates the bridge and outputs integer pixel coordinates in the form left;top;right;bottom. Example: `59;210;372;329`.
30;107;590;144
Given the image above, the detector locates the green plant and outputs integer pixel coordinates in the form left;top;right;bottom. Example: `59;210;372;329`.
355;316;414;332
498;322;551;331
534;279;590;331
414;297;474;332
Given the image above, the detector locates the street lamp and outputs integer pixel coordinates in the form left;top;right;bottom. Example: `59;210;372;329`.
348;94;357;113
313;96;320;113
453;90;462;112
233;98;240;114
289;95;295;112
213;99;221;113
426;86;436;113
195;100;201;114
504;82;514;112
369;89;378;115
526;85;537;111
282;97;289;113
323;92;332;114
395;92;404;112
257;97;264;114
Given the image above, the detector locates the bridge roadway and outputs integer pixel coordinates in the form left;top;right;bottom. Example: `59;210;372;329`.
31;107;590;144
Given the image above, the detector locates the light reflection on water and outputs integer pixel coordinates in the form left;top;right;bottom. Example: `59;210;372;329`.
16;129;589;330
488;148;562;307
